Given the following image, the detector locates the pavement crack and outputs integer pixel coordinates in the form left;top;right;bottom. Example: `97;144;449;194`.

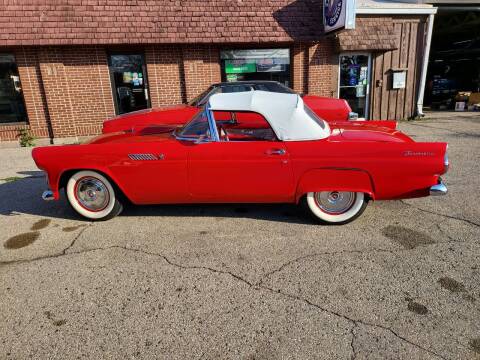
0;244;448;359
259;284;448;360
358;320;448;360
62;223;92;254
0;223;92;266
102;245;254;287
257;248;396;286
400;200;480;228
350;324;357;360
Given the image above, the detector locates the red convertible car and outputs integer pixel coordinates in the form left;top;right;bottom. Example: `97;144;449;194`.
101;81;362;134
32;91;448;224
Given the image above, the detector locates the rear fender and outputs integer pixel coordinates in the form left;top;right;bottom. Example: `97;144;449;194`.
295;168;375;203
365;120;397;130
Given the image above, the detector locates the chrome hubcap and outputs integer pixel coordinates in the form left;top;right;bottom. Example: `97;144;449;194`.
315;191;356;214
76;177;110;211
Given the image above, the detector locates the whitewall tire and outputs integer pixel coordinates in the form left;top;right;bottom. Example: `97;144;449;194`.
66;170;123;220
304;191;367;225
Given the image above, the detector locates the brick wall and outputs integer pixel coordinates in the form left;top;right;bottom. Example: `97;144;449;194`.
292;43;308;95
182;46;221;102
145;45;222;107
37;46;115;138
308;40;336;97
145;45;185;107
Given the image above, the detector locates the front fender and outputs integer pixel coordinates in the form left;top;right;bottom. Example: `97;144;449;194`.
295;168;375;203
32;146;131;202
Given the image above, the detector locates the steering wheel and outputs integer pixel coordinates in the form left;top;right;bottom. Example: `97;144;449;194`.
218;125;229;142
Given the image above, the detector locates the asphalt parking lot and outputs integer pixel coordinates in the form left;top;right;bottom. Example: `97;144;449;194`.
0;112;479;359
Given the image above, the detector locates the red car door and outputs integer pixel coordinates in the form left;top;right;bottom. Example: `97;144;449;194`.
108;137;189;204
187;141;295;203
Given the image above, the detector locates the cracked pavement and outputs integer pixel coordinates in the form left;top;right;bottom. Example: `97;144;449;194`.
1;112;479;359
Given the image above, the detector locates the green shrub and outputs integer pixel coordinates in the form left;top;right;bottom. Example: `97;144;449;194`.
1;177;22;183
18;129;35;147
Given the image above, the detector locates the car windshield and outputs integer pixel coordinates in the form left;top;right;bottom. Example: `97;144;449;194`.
252;82;295;94
188;86;215;107
176;109;211;139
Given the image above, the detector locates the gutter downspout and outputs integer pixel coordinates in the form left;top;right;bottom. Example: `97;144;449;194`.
416;13;435;117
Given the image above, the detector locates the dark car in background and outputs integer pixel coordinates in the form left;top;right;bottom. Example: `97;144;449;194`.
102;81;361;134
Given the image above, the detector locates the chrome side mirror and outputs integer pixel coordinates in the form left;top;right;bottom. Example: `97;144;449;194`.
348;112;359;121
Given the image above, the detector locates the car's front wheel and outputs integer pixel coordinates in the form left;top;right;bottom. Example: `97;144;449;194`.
304;191;367;225
66;170;123;221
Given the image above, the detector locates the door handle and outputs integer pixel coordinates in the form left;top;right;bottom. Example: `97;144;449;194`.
266;148;286;155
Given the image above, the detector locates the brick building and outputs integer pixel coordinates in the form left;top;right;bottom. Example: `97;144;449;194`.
0;0;436;144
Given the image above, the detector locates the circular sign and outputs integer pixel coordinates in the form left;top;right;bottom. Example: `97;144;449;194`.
324;0;343;27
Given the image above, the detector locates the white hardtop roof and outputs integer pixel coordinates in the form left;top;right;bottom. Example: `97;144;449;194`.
208;91;330;141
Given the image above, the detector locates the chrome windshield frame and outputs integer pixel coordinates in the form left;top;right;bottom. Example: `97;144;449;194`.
173;103;219;143
206;102;220;142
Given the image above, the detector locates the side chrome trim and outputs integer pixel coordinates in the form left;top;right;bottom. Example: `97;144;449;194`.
430;178;447;196
128;153;159;161
42;190;54;201
173;134;211;143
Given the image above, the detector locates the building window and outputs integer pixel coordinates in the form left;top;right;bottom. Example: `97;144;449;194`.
108;53;151;115
220;49;291;87
0;54;28;124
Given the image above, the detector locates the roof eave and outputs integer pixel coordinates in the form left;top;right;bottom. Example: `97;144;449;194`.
356;7;438;15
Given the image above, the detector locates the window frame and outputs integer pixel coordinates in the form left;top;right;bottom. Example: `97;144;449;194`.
0;53;29;125
213;110;280;143
175;106;280;144
107;51;151;116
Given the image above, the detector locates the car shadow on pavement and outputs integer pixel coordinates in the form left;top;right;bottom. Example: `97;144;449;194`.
120;203;311;224
0;174;313;225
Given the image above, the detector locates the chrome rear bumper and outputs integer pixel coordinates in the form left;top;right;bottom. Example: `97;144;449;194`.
430;178;447;196
42;190;54;201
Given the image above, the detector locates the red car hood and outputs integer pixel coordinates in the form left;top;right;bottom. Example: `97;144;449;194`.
88;125;178;145
102;104;198;134
329;123;414;143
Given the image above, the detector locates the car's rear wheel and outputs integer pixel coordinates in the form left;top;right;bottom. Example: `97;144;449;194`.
304;191;367;225
66;170;123;221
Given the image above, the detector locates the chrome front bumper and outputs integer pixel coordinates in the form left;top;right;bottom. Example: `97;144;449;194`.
42;190;54;201
430;178;447;196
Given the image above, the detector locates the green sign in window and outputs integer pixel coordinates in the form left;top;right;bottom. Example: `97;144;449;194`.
225;60;256;74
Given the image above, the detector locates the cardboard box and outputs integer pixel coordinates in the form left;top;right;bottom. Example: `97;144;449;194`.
468;92;480;106
455;102;466;111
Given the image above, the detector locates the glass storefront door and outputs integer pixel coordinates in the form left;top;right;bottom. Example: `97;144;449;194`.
220;49;291;87
0;54;28;124
339;54;371;119
108;53;150;115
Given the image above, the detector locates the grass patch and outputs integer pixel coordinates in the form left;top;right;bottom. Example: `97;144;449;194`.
1;176;22;183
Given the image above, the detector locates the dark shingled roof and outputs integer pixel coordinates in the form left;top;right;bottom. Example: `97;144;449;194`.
0;0;326;46
336;16;399;51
